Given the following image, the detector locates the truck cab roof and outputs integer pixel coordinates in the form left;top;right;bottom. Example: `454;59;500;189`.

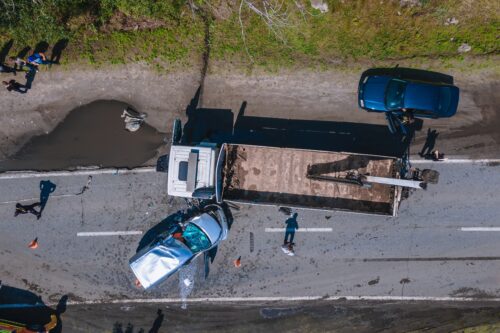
167;145;216;198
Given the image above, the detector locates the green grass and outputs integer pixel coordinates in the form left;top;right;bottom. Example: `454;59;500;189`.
0;0;498;71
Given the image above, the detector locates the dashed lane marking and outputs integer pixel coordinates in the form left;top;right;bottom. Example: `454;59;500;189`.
460;227;500;231
411;158;500;164
77;231;143;236
265;228;332;232
1;158;499;180
0;167;156;179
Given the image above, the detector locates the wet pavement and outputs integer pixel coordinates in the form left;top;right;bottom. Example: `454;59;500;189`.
0;100;166;172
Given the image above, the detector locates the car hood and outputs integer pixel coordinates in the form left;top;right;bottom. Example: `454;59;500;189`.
361;75;391;111
403;82;440;112
130;237;194;290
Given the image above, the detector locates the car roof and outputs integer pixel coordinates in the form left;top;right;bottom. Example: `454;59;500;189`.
189;213;222;245
403;81;441;112
129;237;193;289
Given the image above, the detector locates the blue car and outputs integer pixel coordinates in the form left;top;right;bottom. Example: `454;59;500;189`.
358;75;459;118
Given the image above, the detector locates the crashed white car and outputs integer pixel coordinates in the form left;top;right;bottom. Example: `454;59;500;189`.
130;205;228;289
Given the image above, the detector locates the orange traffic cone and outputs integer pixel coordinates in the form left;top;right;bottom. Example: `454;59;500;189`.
233;256;241;268
28;237;38;249
135;279;142;288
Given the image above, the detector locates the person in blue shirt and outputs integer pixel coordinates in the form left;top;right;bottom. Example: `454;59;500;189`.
27;52;49;72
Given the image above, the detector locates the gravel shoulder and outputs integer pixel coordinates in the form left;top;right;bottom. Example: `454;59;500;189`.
0;62;499;171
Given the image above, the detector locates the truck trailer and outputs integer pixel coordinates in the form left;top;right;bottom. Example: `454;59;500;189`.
167;141;414;216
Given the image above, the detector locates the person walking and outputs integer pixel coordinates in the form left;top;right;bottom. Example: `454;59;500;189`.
281;213;299;256
14;202;41;219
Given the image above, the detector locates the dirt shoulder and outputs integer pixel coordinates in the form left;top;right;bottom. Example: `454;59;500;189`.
0;61;499;170
59;301;500;333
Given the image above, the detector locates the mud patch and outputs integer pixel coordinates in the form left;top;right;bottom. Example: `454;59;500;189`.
0;100;165;171
451;287;495;299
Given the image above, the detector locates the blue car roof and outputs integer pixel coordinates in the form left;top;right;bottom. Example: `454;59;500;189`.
403;82;440;112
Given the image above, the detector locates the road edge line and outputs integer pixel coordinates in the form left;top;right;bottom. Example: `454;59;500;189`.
53;295;500;306
0;167;157;179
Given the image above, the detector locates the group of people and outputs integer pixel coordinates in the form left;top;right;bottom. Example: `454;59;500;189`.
1;52;50;93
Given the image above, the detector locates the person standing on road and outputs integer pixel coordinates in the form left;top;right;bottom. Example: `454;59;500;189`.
282;213;299;256
14;202;42;219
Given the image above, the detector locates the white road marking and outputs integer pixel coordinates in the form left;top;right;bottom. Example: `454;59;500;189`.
77;231;143;236
0;167;156;179
50;295;500;307
1;158;498;180
460;227;500;232
411;158;500;164
265;228;332;232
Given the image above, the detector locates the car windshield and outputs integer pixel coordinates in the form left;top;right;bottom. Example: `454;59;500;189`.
182;223;211;253
385;79;407;110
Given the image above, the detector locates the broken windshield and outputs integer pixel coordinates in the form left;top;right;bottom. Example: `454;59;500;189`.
183;223;211;253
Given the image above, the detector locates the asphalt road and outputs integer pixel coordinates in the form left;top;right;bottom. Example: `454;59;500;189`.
1;161;499;306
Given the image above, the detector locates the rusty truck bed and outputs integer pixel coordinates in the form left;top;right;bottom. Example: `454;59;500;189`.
221;144;401;215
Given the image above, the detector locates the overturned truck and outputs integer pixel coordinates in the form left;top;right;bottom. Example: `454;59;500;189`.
166;139;434;216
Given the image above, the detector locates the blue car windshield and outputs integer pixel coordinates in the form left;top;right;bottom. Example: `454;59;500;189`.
385;79;407;110
182;223;211;253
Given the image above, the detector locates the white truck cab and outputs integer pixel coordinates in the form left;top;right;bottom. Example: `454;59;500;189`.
167;144;217;198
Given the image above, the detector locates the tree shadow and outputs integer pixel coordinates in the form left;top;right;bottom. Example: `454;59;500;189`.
50;38;69;64
0;39;13;64
181;89;411;158
111;308;163;333
33;41;50;54
0;284;64;332
148;309;164;333
181;86;234;145
16;46;32;59
360;67;454;85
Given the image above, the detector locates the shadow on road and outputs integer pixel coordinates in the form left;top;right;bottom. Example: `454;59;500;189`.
0;284;65;332
181;87;411;158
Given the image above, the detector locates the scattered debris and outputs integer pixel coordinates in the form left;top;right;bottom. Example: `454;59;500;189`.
234;256;242;268
281;244;295;256
279;207;292;215
399;0;422;7
249;232;254;253
179;261;197;309
458;43;472;53
183;278;192;287
77;175;93;195
444;17;459;25
121;107;147;132
28;237;39;249
310;0;328;13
